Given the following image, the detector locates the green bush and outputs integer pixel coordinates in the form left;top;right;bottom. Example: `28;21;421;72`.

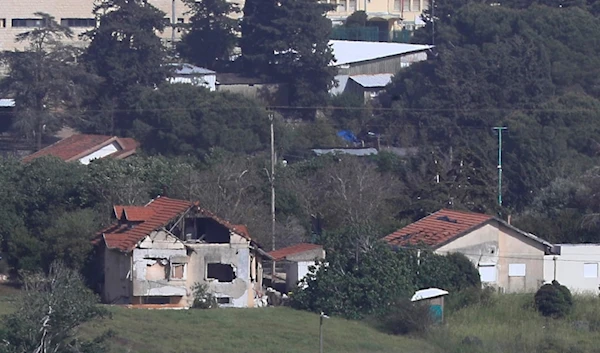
191;283;217;309
377;298;434;336
534;280;573;318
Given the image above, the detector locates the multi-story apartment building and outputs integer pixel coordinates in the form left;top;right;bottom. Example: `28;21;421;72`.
0;0;196;51
0;0;426;52
326;0;429;29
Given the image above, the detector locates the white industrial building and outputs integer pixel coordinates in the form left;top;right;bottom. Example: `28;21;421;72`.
543;244;600;295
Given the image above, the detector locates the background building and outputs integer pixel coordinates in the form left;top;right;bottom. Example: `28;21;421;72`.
0;0;199;51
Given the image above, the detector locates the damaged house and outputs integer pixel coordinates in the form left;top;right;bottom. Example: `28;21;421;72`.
93;196;271;308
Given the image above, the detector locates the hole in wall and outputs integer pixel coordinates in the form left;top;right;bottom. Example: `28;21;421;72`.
207;263;236;282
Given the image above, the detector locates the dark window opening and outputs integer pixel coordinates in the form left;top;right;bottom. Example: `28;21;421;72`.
207;263;235;282
145;296;171;305
436;216;457;223
0;19;6;28
12;18;46;28
60;18;96;27
186;218;230;243
217;297;231;304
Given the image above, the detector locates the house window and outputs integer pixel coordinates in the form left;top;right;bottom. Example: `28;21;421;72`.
177;18;185;33
508;263;526;277
60;18;96;27
145;296;170;304
0;19;6;28
207;263;236;282
348;0;356;12
12;18;46;28
584;263;598;278
412;0;421;11
337;0;346;12
403;0;411;12
394;0;401;11
217;297;231;304
478;264;497;283
170;263;186;280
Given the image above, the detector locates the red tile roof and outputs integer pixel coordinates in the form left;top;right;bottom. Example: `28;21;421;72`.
114;206;156;222
22;134;139;163
99;197;193;251
268;243;323;261
383;209;493;248
96;197;256;252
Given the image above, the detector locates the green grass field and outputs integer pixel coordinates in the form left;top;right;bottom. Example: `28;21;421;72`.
2;284;600;353
84;306;435;353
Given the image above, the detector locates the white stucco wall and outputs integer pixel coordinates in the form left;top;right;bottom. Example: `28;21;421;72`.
132;231;188;298
286;260;316;291
436;222;547;293
544;244;600;295
185;240;255;308
168;74;216;91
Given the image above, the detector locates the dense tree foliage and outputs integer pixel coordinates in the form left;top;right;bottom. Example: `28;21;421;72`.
0;13;96;150
81;0;169;134
240;0;336;108
291;226;415;319
291;227;482;319
177;0;240;70
131;84;270;158
377;1;600;220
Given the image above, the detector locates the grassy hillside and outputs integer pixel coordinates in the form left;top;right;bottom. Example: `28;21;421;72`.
82;307;435;353
2;284;600;353
431;294;600;353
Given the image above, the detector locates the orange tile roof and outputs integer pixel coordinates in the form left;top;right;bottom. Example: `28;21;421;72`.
99;197;193;251
113;206;156;222
383;209;493;248
96;197;257;252
22;134;139;163
268;243;323;261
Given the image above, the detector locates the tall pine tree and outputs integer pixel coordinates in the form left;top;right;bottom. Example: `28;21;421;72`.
177;0;240;70
240;0;336;110
81;0;168;134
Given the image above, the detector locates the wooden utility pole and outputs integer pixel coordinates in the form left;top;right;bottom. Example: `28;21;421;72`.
269;111;276;285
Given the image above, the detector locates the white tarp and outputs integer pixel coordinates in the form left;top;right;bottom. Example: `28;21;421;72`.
411;288;449;302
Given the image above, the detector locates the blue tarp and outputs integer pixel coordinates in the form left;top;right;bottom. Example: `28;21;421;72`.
337;130;359;143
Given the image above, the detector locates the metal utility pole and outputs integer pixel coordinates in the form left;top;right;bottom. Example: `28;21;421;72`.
319;312;329;353
269;112;276;285
431;0;435;45
493;127;507;206
171;0;176;47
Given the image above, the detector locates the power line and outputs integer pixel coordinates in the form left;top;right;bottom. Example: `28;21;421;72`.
393;246;600;263
24;105;600;113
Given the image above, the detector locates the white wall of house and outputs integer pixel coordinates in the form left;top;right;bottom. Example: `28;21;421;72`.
78;142;119;165
168;74;217;91
543;244;600;295
436;222;547;293
286;261;316;291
